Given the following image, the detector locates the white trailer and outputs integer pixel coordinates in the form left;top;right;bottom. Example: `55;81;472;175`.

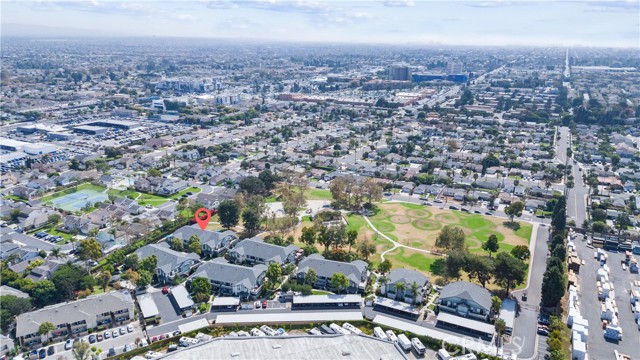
397;334;412;351
373;327;388;341
411;337;426;355
385;330;398;343
342;322;362;335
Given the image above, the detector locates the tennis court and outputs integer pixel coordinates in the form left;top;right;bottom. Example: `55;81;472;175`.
48;189;108;212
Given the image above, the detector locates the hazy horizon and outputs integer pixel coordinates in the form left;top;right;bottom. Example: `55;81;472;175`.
2;0;639;48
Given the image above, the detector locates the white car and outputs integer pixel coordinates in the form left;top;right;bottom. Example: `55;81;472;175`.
112;330;119;338
127;324;134;333
119;327;126;335
64;339;73;350
104;331;111;339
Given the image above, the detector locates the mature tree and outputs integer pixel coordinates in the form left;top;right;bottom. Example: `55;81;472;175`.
9;208;21;223
541;265;565;308
444;251;466;280
0;295;32;332
346;230;358;255
493;252;526;294
139;255;158;273
77;238;102;261
242;208;262;236
305;268;318;287
30;280;57;307
72;341;91;360
239;176;266;196
190;277;212;303
217;200;240;229
123;254;139;270
170;238;184;252
96;271;111;293
591;221;607;235
434;226;466;252
48;213;61;225
38;321;55;336
258;169;279;191
361;177;383;205
265;262;282;290
300;226;316;246
330;273;349;293
482;234;500;257
357;237;376;260
510;245;530;261
187;235;202;255
109;249;126;266
136;270;153;288
394;282;406;300
378;259;392;274
147;168;162;178
504;201;524;222
591;208;607;222
463;254;494;287
51;263;95;300
615;213;631;236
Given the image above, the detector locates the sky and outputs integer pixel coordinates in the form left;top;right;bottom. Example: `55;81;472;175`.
2;0;639;48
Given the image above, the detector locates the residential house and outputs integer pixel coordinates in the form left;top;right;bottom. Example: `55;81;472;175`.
0;334;15;357
134;243;200;284
62;215;97;235
195;188;237;209
0;285;29;298
134;177;188;196
229;238;298;265
170;225;237;258
295;254;369;294
437;281;493;323
382;268;430;305
187;258;266;300
15;290;135;348
11;186;39;201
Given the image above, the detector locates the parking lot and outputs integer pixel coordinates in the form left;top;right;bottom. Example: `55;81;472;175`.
574;238;640;359
39;322;144;360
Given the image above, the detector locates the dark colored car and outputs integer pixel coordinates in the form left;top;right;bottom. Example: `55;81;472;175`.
47;346;55;356
38;349;46;359
108;348;116;357
449;205;459;210
319;324;335;334
89;334;96;343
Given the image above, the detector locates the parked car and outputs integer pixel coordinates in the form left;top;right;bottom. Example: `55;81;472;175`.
537;326;550;336
262;300;268;309
119;327;126;335
64;339;73;350
97;334;103;342
449;205;459;210
38;349;46;359
167;344;179;352
112;330;119;338
47;346;55;356
123;344;132;353
127;324;134;333
107;348;116;357
88;335;96;343
104;331;111;339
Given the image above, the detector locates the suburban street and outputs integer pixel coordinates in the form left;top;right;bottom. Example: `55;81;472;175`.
556;126;589;227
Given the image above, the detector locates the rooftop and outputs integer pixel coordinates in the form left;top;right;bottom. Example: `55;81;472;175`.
157;334;407;360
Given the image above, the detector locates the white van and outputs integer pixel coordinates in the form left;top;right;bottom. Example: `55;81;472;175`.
385;330;398;343
397;334;412;351
373;327;388;341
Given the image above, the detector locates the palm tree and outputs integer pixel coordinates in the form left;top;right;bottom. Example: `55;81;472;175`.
379;275;389;294
408;282;420;304
394;282;406;301
50;247;64;260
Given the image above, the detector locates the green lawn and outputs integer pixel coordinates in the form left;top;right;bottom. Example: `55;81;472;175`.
265;195;279;203
304;188;333;200
169;187;202;200
514;223;534;242
106;188;140;199
311;290;333;295
3;195;26;202
137;193;169;206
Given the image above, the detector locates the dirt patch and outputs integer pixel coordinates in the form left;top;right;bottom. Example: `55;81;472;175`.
434;213;458;223
412;219;442;231
407;209;430;218
388;215;411;224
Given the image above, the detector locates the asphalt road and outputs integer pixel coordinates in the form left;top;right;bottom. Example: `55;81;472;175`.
506;224;550;359
556;126;588;227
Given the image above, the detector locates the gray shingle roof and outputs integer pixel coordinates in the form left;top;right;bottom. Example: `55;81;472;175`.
188;258;266;291
386;268;429;287
231;238;298;264
134;243;200;275
171;225;236;247
16;290;134;337
295;254;368;284
439;281;492;311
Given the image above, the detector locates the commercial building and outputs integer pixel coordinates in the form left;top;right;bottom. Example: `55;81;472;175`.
72;125;108;135
447;62;463;75
15;290;135;348
156;334;407;360
388;65;411;81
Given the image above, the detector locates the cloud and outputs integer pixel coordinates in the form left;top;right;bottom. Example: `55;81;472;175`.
576;0;640;12
462;0;531;8
233;0;333;13
382;0;415;7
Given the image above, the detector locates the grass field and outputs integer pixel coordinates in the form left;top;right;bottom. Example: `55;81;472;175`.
362;202;533;279
42;183;108;212
137;193;170;206
304;188;333;200
106;188;140;199
169;186;202;200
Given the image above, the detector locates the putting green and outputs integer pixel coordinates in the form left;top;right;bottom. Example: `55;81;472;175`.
434;213;458;223
407;209;430;218
388;215;411;224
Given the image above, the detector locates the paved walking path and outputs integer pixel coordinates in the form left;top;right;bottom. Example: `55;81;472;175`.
362;215;433;262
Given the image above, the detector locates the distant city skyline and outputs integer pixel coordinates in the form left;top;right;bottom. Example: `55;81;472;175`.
2;0;639;48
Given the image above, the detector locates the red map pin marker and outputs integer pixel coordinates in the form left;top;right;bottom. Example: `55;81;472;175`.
194;208;212;231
